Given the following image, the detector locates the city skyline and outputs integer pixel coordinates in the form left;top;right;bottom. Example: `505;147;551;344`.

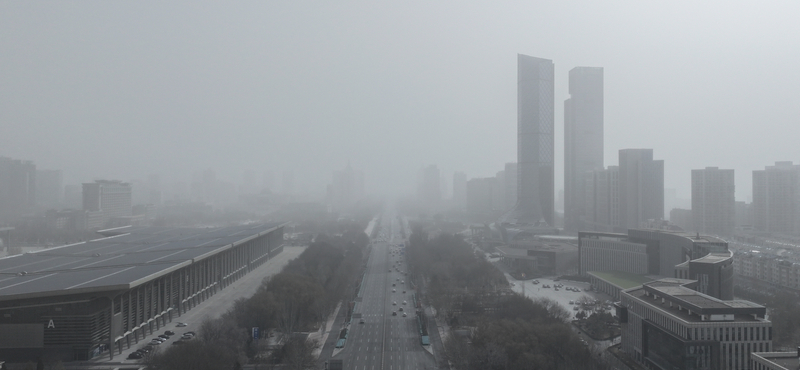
2;2;799;200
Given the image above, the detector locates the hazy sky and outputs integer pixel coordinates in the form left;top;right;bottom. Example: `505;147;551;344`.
2;1;799;201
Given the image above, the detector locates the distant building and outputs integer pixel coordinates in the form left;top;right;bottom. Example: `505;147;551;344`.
504;163;518;211
328;163;365;211
564;66;604;232
692;167;735;236
506;54;554;226
493;170;506;212
82;180;132;229
452;172;467;210
584;165;619;231
0;157;36;222
735;201;753;231
752;161;800;234
618;149;664;229
497;240;578;276
579;229;734;300
466;177;495;216
417;165;441;210
35;169;63;209
619;279;771;370
670;208;694;231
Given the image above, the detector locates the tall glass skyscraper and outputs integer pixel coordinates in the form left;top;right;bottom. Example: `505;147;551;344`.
509;54;554;226
564;67;604;231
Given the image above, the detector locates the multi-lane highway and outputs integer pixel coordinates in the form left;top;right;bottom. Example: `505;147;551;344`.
336;214;436;370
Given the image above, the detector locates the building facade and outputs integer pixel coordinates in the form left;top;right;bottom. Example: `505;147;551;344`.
82;180;133;229
508;54;554;226
0;157;36;223
564;66;604;232
619;149;664;230
583;166;620;231
692;167;735;236
752;162;800;235
619;279;771;370
578;232;648;276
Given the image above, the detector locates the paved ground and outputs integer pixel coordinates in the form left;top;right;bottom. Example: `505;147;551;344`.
94;245;306;364
503;270;619;353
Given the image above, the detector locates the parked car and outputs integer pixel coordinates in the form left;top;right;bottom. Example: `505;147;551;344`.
164;330;175;336
127;352;143;360
176;322;188;327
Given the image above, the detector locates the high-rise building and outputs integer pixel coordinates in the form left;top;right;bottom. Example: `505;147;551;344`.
564;67;604;232
82;180;132;229
508;54;554;226
692;167;735;235
752;161;800;234
0;157;36;222
493;170;506;212
618;149;664;229
584;165;619;231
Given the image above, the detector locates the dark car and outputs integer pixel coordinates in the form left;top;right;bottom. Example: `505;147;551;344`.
127;351;143;359
392;311;397;316
158;334;170;340
164;330;175;336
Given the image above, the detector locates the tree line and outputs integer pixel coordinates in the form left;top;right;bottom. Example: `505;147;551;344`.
143;221;369;370
406;227;606;370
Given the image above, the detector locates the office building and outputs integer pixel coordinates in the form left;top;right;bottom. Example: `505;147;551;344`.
584;166;619;231
82;180;132;229
752;162;800;234
579;229;734;301
0;157;36;223
618;149;664;229
507;54;554;226
619;279;771;370
564;67;604;232
692;167;735;236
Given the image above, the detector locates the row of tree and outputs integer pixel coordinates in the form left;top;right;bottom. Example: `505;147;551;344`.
144;221;370;370
406;227;606;370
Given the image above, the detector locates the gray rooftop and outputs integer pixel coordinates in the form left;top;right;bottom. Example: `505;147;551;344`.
0;223;284;302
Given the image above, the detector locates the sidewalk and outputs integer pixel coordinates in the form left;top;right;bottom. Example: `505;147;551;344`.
310;301;342;358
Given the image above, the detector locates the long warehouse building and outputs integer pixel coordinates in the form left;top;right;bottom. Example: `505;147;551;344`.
0;223;286;362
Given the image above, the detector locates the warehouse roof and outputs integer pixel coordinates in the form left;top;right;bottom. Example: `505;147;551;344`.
0;223;285;302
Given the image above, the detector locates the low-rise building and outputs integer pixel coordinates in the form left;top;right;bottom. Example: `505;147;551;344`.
619;279;771;370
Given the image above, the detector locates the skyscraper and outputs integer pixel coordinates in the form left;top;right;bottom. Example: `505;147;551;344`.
564;67;604;231
0;157;36;222
452;171;467;210
508;54;554;226
692;167;735;235
618;149;664;229
82;180;132;229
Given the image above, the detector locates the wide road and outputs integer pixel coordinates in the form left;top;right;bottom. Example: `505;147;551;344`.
338;213;436;370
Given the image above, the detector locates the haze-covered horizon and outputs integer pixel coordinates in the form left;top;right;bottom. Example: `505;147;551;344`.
2;1;799;201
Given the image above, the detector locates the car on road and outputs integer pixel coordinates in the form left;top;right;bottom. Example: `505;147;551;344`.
393;301;397;305
127;352;143;360
402;312;407;317
402;300;407;305
176;322;188;327
399;307;403;311
181;334;194;340
402;290;406;293
392;311;397;316
164;330;175;336
392;288;395;292
359;319;365;324
149;340;163;345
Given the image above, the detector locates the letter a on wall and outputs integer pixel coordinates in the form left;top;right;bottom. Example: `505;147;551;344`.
47;319;55;328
